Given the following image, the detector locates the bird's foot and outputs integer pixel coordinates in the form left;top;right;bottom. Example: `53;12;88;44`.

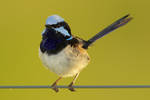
68;82;75;92
51;82;59;92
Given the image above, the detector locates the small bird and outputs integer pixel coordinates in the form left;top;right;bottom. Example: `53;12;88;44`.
39;14;132;92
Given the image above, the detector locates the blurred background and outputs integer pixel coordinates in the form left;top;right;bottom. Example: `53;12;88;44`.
0;0;150;99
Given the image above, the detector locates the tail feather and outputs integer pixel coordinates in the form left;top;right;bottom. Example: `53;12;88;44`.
82;14;133;49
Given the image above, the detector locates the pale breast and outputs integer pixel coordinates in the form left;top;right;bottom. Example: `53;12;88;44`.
39;45;90;77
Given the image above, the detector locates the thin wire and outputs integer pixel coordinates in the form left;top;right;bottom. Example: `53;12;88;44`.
0;85;150;89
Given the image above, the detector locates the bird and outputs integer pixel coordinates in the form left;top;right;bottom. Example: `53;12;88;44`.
39;14;132;92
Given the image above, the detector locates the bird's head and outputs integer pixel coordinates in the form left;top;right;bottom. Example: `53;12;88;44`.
43;15;72;40
40;15;74;53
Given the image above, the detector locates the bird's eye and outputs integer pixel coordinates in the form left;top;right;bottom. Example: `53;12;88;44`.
66;36;73;40
65;36;70;39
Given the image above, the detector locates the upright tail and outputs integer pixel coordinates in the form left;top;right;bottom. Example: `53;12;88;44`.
82;14;133;49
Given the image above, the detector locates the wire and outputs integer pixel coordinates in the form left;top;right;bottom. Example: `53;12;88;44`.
0;85;150;89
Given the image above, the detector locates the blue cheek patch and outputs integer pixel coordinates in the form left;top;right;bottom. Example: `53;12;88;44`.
54;27;71;37
54;27;73;41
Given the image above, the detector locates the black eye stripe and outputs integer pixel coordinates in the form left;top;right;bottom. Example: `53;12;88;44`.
45;22;71;35
45;22;65;28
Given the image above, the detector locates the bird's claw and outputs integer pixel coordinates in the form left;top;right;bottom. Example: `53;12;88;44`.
68;86;75;91
51;82;59;92
68;82;75;92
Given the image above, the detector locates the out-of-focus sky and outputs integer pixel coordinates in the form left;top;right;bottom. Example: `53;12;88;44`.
0;0;150;99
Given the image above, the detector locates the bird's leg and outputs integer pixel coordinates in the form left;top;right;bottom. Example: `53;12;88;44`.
51;77;62;92
68;73;79;91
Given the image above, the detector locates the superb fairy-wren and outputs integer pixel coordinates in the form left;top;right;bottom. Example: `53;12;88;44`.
39;14;132;92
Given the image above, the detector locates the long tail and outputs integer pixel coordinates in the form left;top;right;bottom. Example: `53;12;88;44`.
82;14;133;49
